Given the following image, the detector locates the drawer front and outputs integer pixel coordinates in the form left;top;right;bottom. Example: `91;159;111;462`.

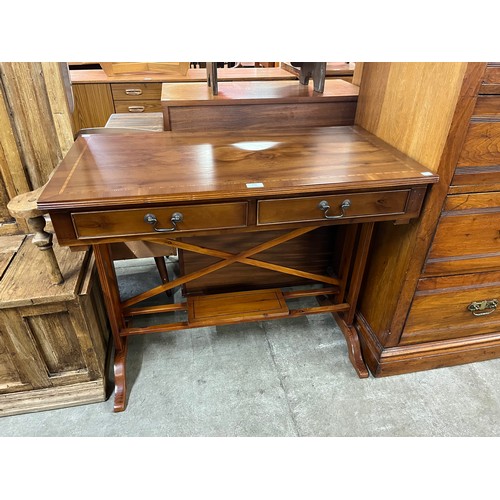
400;271;500;344
111;83;162;101
72;202;248;239
480;64;500;94
424;193;500;275
452;120;500;192
114;100;163;113
257;190;410;225
472;96;500;117
457;121;500;167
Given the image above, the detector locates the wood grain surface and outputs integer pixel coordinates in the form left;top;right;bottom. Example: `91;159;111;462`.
161;79;359;105
38;126;437;212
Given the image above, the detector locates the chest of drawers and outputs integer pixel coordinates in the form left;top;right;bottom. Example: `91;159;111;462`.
356;62;500;376
111;83;163;114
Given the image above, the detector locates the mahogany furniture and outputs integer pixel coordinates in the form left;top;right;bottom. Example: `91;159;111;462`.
160;79;359;131
75;113;176;293
38;126;438;411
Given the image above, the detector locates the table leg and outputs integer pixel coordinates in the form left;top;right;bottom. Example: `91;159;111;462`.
333;313;369;378
113;337;128;412
335;222;375;378
93;244;129;411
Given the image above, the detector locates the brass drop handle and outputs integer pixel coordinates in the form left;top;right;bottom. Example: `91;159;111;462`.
144;212;183;232
125;88;143;95
318;199;351;219
467;299;499;316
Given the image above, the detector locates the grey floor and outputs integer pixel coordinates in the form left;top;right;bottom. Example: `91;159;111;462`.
1;257;500;437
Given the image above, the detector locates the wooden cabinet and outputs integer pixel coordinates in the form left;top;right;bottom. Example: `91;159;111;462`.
0;236;109;416
356;62;500;376
71;81;167;129
72;83;115;130
111;83;163;114
69;67;298;130
160;79;359;131
70;66;358;131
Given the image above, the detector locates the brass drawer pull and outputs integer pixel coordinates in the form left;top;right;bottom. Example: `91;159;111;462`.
128;106;145;113
144;212;183;232
125;88;143;95
318;199;351;219
467;299;499;316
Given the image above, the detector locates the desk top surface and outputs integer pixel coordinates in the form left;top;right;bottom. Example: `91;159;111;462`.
38;126;438;211
161;79;359;105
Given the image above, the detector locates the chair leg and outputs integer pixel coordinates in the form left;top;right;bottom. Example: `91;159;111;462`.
154;256;172;297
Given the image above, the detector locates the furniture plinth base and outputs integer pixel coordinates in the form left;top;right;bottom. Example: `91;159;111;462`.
0;380;107;417
356;311;500;376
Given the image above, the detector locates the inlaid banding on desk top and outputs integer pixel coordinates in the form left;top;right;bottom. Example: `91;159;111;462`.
38;126;439;210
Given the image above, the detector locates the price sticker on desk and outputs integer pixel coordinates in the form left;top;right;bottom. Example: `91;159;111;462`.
246;182;264;188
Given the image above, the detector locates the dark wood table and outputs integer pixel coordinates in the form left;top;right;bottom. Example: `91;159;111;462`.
160;79;359;131
38;126;438;412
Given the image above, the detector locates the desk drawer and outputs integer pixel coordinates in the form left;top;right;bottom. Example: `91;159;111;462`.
400;271;500;345
72;202;248;239
114;100;163;113
111;83;162;101
257;190;410;225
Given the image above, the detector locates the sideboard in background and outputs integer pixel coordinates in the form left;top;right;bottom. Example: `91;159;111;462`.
69;63;356;130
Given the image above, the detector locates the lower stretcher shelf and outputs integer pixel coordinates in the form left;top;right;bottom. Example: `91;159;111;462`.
187;288;289;326
121;286;349;336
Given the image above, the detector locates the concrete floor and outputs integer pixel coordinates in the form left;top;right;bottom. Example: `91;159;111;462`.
1;257;500;437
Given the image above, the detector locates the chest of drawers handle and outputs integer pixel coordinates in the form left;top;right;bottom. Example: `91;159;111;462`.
125;88;143;95
144;212;183;232
318;199;351;219
467;299;499;316
128;105;145;113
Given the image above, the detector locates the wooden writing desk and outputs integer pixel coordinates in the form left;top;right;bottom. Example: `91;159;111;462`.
38;126;438;412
